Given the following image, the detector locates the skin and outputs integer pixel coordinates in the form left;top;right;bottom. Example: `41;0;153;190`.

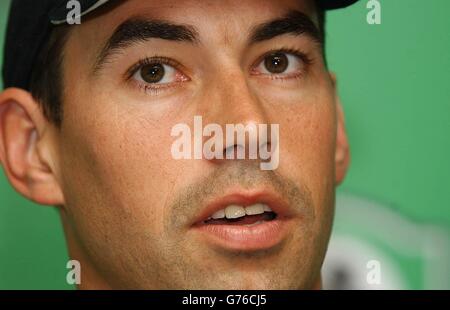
0;0;349;289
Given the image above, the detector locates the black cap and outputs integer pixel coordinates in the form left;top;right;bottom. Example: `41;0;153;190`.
2;0;359;90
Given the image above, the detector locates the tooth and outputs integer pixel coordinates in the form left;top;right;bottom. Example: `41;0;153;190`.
263;204;272;212
211;209;225;219
225;205;246;219
245;203;265;216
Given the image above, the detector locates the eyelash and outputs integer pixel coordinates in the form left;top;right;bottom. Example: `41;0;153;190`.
127;48;313;95
252;47;313;80
126;56;186;95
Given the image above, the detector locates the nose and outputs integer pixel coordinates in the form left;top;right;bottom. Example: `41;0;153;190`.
198;68;277;166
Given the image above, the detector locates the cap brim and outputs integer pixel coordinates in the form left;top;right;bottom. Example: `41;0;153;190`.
317;0;359;10
50;0;110;24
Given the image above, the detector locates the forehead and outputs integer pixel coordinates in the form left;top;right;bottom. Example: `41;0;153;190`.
88;0;318;25
66;0;319;57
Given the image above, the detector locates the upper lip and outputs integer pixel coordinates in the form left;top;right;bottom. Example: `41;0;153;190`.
191;187;295;226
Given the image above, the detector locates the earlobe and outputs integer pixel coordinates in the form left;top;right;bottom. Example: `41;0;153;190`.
0;88;65;206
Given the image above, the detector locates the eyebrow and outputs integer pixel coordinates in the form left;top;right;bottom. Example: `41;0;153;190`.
93;18;199;73
93;10;321;73
249;10;322;45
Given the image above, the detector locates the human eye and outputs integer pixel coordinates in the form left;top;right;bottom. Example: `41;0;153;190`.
127;57;189;95
252;49;312;80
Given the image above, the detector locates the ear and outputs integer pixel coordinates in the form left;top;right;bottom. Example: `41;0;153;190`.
0;88;65;206
329;73;350;185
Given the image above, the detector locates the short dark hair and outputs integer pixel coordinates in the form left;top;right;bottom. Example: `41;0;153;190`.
29;25;69;127
29;8;326;127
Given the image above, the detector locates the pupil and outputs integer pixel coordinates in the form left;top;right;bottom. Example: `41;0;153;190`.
264;53;288;74
141;64;165;83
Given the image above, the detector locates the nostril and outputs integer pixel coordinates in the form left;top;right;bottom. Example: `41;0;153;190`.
223;144;244;159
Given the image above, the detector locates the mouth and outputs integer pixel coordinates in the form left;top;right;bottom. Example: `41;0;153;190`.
191;190;295;251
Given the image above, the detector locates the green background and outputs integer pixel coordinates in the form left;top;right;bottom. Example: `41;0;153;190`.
1;0;449;289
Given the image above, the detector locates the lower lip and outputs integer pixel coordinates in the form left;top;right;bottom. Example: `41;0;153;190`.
192;218;289;251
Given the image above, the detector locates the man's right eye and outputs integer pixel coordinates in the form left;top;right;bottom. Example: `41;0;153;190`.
128;57;190;94
133;62;177;85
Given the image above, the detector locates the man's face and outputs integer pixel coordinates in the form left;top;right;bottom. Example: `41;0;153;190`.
55;0;345;289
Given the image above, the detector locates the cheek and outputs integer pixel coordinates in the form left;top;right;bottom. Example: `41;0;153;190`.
284;102;336;179
279;91;337;261
266;79;337;223
58;92;185;239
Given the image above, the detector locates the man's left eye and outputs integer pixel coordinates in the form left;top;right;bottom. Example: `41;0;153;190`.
254;52;305;76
